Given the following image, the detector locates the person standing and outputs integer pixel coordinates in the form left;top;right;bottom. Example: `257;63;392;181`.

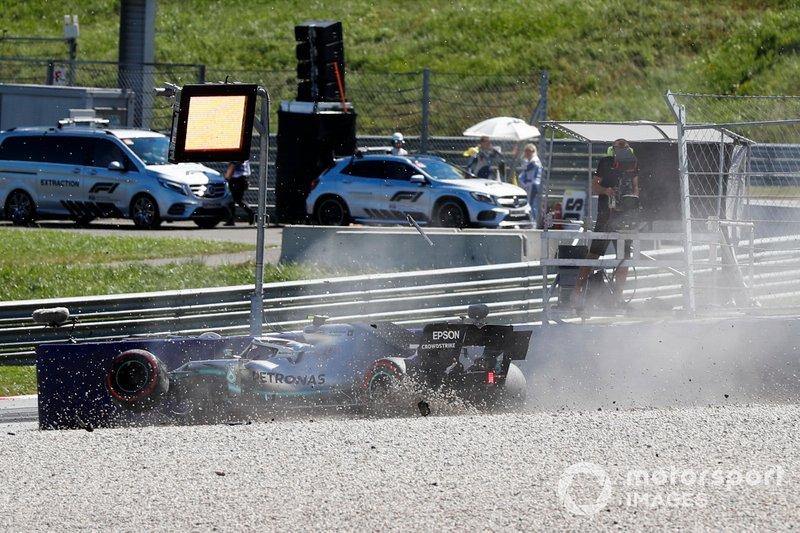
571;138;640;307
390;132;408;155
516;143;543;226
224;160;255;226
465;136;504;180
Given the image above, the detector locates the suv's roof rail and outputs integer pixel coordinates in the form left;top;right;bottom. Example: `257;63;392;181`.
57;116;110;129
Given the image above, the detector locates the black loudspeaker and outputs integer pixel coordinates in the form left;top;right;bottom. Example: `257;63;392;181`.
275;102;357;223
295;20;345;103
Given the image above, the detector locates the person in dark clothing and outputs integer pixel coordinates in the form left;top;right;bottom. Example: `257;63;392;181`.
572;138;640;306
224;160;255;226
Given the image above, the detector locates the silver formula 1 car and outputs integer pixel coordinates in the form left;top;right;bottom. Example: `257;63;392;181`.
105;305;532;423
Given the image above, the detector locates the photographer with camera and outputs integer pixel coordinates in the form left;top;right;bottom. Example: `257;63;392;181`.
571;138;640;308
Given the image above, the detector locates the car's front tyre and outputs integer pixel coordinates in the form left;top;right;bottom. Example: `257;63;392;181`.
194;217;223;229
130;194;161;229
314;196;351;226
5;190;36;226
434;199;468;228
106;349;170;411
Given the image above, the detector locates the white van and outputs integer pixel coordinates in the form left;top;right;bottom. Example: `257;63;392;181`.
0;125;232;228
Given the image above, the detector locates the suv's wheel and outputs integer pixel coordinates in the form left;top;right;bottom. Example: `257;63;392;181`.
315;196;350;226
131;194;161;229
5;190;35;226
435;199;468;228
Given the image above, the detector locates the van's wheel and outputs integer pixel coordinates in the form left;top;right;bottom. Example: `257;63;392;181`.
131;194;161;229
315;196;350;226
5;190;35;226
434;199;468;228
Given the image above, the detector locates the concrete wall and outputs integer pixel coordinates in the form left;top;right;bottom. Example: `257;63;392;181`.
280;226;555;269
0;83;134;129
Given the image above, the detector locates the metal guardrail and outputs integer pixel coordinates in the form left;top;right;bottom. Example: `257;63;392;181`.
3;238;800;363
1;262;546;361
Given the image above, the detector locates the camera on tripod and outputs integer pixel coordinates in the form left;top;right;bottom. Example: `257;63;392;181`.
609;194;641;231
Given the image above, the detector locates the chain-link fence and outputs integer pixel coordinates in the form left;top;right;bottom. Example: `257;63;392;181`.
0;58;545;139
1;58;546;220
666;92;800;313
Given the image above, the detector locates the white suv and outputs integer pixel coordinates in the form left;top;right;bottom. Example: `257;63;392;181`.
306;153;531;228
0;125;231;228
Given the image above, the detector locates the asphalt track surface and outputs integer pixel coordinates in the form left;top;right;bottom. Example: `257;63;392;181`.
2;220;799;530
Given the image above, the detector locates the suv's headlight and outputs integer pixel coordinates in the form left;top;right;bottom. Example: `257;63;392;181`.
470;191;496;205
158;178;190;196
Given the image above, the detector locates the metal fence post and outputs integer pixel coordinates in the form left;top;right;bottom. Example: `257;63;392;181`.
533;70;549;159
667;92;696;315
251;86;271;337
420;68;431;153
67;36;77;86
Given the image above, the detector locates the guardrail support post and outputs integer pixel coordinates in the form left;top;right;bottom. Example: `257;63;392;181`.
251;86;271;337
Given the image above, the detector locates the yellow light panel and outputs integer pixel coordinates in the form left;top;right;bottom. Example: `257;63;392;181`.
183;95;247;152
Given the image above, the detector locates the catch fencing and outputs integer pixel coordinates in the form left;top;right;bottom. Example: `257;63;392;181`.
665;92;800;314
0;58;547;142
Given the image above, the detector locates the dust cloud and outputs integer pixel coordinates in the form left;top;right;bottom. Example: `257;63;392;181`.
523;316;800;410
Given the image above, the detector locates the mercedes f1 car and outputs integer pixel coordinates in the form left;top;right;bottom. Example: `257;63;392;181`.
103;305;532;424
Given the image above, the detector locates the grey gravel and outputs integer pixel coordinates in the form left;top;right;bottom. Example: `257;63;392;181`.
1;403;798;532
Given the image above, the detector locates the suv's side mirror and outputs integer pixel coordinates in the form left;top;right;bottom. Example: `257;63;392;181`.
410;174;426;184
107;161;125;171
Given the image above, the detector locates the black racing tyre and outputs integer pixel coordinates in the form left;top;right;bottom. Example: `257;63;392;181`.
130;194;161;229
106;349;170;411
363;359;412;417
314;196;350;226
364;360;404;401
434;199;468;228
501;362;527;408
5;190;36;226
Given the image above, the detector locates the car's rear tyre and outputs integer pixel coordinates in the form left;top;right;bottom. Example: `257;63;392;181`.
131;194;161;229
106;349;170;411
503;362;527;407
434;199;468;228
5;190;35;226
364;359;411;417
314;196;350;226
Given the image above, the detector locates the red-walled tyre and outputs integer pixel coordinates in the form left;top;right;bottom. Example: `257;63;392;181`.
364;359;405;400
105;349;170;411
363;358;412;417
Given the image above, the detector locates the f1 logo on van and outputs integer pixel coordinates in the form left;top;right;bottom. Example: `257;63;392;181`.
89;183;119;194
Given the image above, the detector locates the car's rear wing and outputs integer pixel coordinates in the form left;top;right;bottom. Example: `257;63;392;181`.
418;323;531;359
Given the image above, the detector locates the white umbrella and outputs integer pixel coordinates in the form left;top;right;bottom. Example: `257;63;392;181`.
463;116;540;141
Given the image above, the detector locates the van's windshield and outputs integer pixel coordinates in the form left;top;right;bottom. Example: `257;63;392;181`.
121;136;170;165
